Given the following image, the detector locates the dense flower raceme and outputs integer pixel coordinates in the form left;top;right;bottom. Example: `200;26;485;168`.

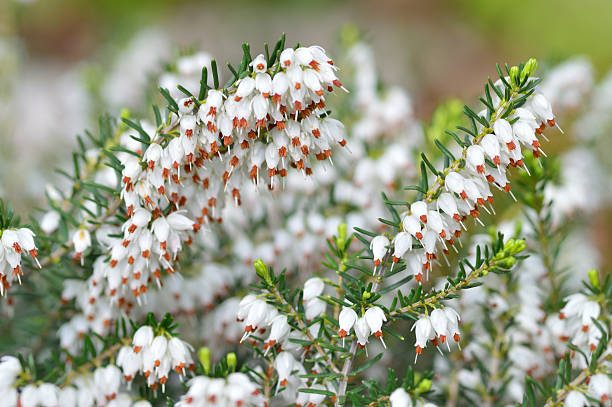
53;40;419;357
116;325;196;391
0;227;40;294
428;59;611;404
0;355;152;407
340;77;560;356
51;43;351;356
169;40;420;361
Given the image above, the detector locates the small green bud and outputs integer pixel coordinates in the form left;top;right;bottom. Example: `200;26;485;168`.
362;291;371;301
588;269;600;288
509;66;520;86
522;58;538;81
226;352;237;372
503;238;525;256
198;347;211;374
254;259;272;285
416;378;432;394
498;256;517;269
514;239;526;253
336;222;348;251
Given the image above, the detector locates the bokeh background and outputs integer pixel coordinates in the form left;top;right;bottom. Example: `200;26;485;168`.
1;0;611;267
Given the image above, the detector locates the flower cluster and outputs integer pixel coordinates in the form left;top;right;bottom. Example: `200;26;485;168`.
0;227;39;294
175;373;264;407
412;308;461;360
55;42;347;354
117;326;195;391
368;86;558;286
0;356;151;407
557;293;603;353
338;305;387;349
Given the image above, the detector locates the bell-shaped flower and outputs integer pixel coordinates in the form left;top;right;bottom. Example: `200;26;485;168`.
274;351;296;387
250;54;267;73
392;232;412;263
364;306;387;348
133;325;154;353
412;315;434;360
410;201;428;224
338;307;358;345
389;388;412;407
303;277;324;302
370;235;389;267
72;228;91;264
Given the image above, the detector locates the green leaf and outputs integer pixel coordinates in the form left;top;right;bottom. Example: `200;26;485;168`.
350;352;384;376
211;59;219;89
298;388;335;397
158;87;179;114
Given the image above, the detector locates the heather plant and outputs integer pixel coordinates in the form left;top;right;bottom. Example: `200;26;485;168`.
0;34;610;407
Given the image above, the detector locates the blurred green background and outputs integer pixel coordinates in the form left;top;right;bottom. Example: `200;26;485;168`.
4;0;612;114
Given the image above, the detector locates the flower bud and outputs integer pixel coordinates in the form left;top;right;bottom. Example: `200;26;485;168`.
588;269;600;288
198;347;211;374
254;259;272;285
522;58;538;81
336;222;348;251
509;66;520;86
226;352;237;372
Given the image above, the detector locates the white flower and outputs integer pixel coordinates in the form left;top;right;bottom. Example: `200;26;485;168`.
410;201;428;223
303;277;324;302
389;388;412;407
444;172;466;198
250;54;267;73
338;307;358;344
412;316;434;360
304;297;327;321
133;326;154;353
564;390;587;407
370;235;390;267
392;232;412;263
40;211;61;234
364;306;387;347
444;307;462;345
466;145;485;174
72;228;91;261
588;374;612;404
530;93;554;124
265;315;290;350
151;335;168;366
402;215;423;240
355;316;370;349
430;308;448;343
274;351;296;387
